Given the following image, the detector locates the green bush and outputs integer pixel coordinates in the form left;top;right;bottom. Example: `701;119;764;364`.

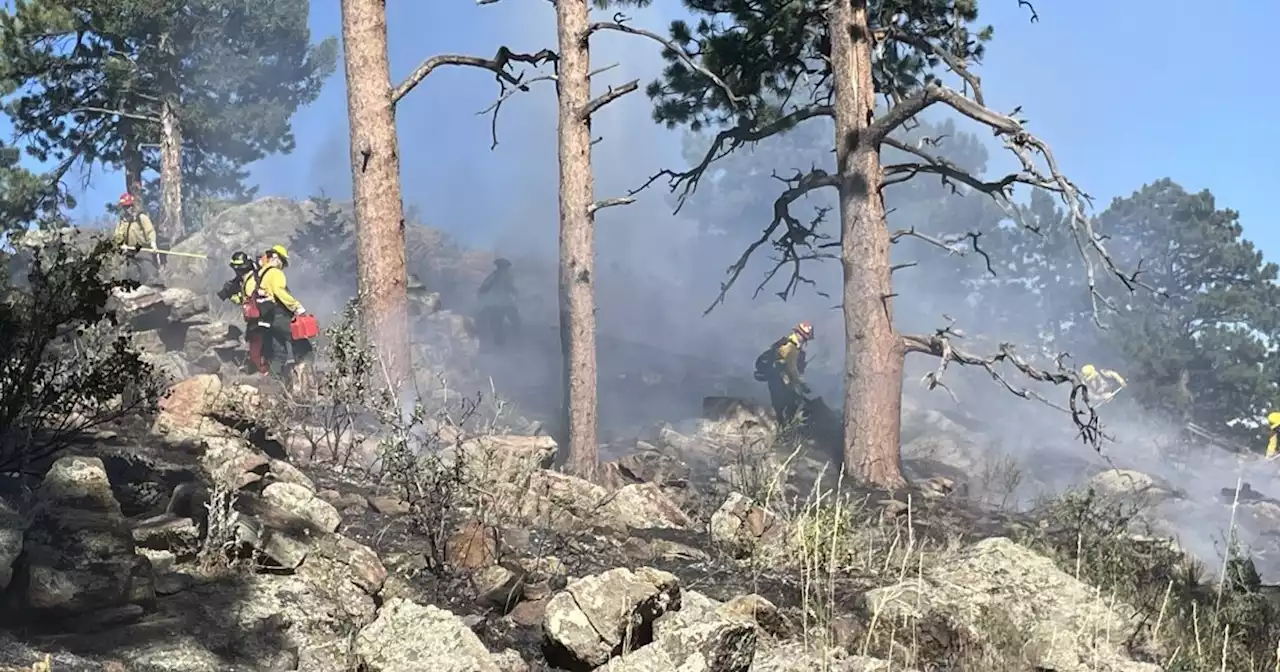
0;232;164;474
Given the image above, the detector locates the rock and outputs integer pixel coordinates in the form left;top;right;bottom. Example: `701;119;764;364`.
720;595;790;640
154;572;195;595
267;459;315;490
864;537;1162;671
446;519;500;569
605;483;692;530
310;533;388;595
368;494;410;516
261;481;342;533
474;564;522;612
492;649;530;672
605;613;757;672
356;598;502;672
199;436;270;489
234;515;309;570
453;434;558;486
110;286;210;330
709;493;787;558
749;643;904;671
509;597;549;626
21;456;154;614
130;513;200;557
0;497;23;590
543;567;680;669
609;449;691;487
156;374;223;427
1087;469;1175;506
514;470;691;533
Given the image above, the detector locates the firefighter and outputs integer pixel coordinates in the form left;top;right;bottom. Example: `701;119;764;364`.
1081;364;1126;403
111;192;159;284
477;257;520;346
250;245;309;379
754;322;815;426
1266;412;1280;458
216;252;267;374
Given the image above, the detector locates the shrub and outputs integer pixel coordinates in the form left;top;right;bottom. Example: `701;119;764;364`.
0;233;164;474
1025;487;1280;671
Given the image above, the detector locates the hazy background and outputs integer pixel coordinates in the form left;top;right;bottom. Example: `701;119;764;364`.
12;1;1280;573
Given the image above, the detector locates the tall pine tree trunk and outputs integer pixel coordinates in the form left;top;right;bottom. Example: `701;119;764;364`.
120;119;143;200
555;0;599;477
340;0;410;389
830;0;906;489
159;95;183;245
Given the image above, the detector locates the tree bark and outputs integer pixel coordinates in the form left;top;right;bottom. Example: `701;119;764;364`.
830;0;906;489
340;0;411;390
120;118;144;201
158;96;183;245
555;0;599;478
157;35;183;245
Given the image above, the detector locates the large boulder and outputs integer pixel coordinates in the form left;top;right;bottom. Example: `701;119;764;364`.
543;567;681;669
356;598;502;672
865;537;1162;671
20;455;154;614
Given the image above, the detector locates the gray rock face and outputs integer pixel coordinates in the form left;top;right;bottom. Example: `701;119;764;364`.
543;567;681;669
21;455;154;614
356;598;502;672
0;496;23;591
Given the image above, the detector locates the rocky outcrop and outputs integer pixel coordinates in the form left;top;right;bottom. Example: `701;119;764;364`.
18;455;154;615
109;286;242;380
357;598;506;672
543;567;682;669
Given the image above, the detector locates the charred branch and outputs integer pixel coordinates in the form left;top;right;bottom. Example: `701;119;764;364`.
901;318;1106;449
706;168;839;314
634;105;834;213
392;47;558;105
890;227;995;276
864;25;1162;326
588;13;742;108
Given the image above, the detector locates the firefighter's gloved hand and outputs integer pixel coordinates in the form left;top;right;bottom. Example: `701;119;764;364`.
293;305;306;317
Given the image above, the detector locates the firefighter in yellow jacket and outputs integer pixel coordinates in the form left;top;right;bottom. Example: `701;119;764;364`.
1266;412;1280;458
1081;364;1126;404
754;322;815;426
111;192;159;284
248;245;308;378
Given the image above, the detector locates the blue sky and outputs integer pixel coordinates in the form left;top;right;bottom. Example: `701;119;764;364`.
19;1;1280;261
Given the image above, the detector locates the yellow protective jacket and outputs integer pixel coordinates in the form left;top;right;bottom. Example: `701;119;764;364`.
113;212;156;249
246;266;301;314
1083;367;1126;397
775;333;805;387
1267;412;1280;458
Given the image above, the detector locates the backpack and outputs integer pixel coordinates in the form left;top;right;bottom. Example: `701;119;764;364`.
241;267;276;322
753;336;791;381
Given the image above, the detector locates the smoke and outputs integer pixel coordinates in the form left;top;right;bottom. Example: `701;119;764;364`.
240;3;1279;580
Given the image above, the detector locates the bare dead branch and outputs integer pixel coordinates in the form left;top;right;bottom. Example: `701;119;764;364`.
901;318;1107;449
588;197;635;215
890;226;995;276
589;13;742;107
635;105;834;214
583;79;639;118
706;168;839;315
392;47;557;105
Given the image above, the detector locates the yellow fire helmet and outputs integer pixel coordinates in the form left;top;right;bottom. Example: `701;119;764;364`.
1267;412;1280;430
1081;364;1097;378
